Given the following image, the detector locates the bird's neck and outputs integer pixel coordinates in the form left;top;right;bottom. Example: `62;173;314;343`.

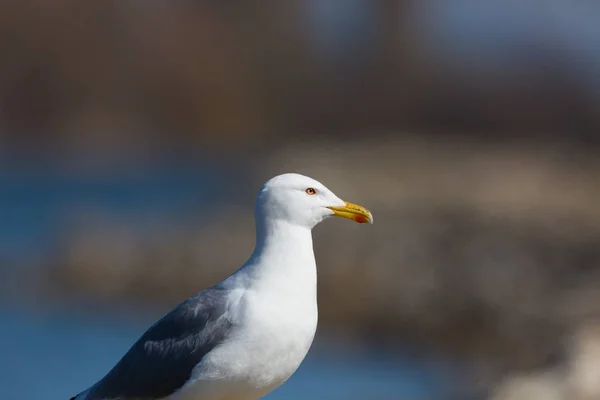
242;217;317;292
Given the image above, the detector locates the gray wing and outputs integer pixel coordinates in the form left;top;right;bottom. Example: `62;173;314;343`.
72;287;233;400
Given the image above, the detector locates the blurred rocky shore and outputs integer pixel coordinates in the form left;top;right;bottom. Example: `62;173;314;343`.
8;138;598;398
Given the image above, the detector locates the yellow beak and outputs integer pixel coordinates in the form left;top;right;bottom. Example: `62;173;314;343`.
328;201;373;224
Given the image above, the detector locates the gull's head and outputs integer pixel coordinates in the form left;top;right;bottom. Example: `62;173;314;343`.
255;173;373;229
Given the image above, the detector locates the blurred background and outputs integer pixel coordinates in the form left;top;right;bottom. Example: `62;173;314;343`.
2;1;600;399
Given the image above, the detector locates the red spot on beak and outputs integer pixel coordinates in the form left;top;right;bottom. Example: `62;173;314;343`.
354;216;367;223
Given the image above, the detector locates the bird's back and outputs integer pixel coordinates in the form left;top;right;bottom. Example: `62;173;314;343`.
70;287;233;400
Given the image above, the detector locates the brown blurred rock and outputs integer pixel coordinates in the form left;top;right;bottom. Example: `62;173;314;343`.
490;371;566;400
489;321;600;400
566;322;600;400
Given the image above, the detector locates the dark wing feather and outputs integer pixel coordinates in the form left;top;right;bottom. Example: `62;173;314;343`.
72;287;233;400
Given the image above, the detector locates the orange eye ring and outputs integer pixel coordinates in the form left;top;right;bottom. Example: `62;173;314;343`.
305;187;317;195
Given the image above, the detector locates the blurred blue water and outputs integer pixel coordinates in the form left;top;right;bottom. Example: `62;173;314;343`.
0;158;229;263
0;306;454;400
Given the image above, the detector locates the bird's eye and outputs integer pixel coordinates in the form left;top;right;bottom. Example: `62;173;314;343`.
305;187;317;195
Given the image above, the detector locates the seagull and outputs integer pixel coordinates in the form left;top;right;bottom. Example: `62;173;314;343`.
70;173;373;400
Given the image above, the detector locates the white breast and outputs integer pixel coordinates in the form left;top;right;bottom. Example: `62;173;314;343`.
172;287;318;400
